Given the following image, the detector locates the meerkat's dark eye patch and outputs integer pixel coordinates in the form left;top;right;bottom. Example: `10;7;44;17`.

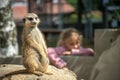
27;17;33;21
35;17;38;20
23;18;25;23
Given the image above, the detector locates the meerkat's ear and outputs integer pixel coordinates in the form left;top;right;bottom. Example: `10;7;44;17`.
23;18;25;23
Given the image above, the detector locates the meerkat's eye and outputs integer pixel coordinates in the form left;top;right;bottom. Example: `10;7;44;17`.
27;17;33;21
35;17;38;20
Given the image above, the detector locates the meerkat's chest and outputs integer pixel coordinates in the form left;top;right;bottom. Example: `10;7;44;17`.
31;28;43;43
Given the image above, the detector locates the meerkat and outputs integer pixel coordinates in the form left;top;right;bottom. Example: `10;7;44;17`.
22;13;50;75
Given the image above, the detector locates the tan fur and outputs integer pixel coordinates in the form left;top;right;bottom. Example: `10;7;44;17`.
22;13;50;75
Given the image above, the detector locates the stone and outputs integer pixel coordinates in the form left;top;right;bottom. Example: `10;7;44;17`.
90;34;120;80
0;64;77;80
94;29;119;55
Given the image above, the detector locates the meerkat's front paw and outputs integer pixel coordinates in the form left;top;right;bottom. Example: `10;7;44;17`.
45;72;53;75
33;71;43;76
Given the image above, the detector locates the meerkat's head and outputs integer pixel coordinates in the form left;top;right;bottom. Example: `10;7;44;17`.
23;13;40;28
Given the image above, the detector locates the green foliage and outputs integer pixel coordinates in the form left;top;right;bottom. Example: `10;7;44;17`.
91;13;102;20
64;0;78;23
63;13;78;23
92;0;99;10
66;0;77;9
108;0;116;5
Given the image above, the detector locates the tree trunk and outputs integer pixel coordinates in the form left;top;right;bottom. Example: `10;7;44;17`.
0;0;18;56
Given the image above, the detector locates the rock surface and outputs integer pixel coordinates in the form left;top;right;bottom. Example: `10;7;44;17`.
90;34;120;80
0;64;77;80
0;55;96;80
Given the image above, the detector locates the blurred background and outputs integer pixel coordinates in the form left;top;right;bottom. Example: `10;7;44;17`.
12;0;120;50
0;0;120;80
0;0;120;60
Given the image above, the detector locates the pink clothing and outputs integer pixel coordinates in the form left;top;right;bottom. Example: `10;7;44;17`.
47;46;94;69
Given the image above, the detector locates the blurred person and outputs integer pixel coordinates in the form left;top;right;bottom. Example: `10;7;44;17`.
47;28;94;69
